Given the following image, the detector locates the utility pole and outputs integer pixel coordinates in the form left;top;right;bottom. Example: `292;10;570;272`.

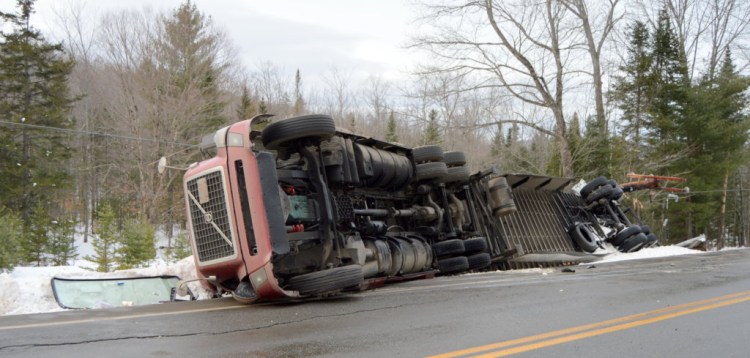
739;171;746;247
718;172;729;250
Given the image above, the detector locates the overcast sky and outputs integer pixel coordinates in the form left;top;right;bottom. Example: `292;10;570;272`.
2;0;424;87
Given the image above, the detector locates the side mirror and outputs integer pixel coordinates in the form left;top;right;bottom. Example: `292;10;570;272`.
175;280;189;297
157;156;187;174
157;157;168;174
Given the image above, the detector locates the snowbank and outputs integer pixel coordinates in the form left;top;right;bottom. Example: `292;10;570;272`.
592;245;702;264
0;256;212;316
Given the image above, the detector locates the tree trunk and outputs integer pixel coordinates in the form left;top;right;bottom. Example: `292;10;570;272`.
718;172;729;249
552;107;573;177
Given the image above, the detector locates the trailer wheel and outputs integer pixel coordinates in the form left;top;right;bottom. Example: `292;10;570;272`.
463;237;489;254
440;166;470;183
261;114;336;150
586;184;614;204
432;239;465;258
610;187;624;201
415;161;448;181
438;256;469;275
412;145;444;163
443;151;467;167
568;223;599;253
581;176;608;198
644;233;658;247
618;233;648;253
467;253;492;270
611;225;642;246
285;265;364;296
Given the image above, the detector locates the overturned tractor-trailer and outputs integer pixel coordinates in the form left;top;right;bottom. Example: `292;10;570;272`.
182;114;656;302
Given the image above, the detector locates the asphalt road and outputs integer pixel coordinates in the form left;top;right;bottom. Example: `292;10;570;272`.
2;249;750;358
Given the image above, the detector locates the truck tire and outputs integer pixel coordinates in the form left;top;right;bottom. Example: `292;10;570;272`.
443;151;467;167
438;256;469;275
440;166;470;183
432;239;465;258
610;187;624;201
415;161;448;181
586;184;614;204
618;233;648;253
285;265;364;296
261;114;336;150
412;145;444;163
568;223;599;253
640;225;651;235
467;253;492;270
581;176;608;198
463;237;489;254
611;225;642;246
644;233;658;247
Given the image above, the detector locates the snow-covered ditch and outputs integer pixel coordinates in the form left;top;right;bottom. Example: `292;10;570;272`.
0;244;712;316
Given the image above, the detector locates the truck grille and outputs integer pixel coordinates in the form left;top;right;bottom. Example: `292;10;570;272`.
186;169;236;263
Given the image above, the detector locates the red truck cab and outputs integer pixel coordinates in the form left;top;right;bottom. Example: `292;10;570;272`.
183;118;293;302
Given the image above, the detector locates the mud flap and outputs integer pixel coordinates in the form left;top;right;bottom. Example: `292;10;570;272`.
256;151;290;255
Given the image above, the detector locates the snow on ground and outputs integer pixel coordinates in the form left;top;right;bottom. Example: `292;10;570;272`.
0;243;712;317
591;245;702;264
0;256;213;316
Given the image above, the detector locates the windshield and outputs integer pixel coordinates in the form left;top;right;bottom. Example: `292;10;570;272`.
51;276;183;309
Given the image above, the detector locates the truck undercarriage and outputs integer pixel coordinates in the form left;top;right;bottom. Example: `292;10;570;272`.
183;114;655;302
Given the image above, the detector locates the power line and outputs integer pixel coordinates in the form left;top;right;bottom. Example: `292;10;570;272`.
0;120;198;148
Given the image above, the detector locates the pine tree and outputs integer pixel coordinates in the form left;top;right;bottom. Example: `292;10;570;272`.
668;50;750;243
490;123;504;158
116;217;156;269
546;140;563;177
48;218;76;266
647;8;689;160
581;114;612;178
348;113;357;133
293;69;305;115
506;123;519;147
611;21;654;179
423;109;442;145
612;21;653;147
236;85;257;120
259;98;268;114
567;113;582;174
0;209;22;271
85;203;118;272
158;0;227;138
385;110;399;143
141;0;230;228
0;0;77;264
170;231;193;261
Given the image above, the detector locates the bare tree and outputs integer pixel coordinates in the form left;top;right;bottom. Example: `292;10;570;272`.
50;1;101;242
252;61;292;116
362;75;391;137
636;0;750;79
321;66;356;128
562;0;624;128
702;0;750;78
413;0;585;177
53;4;239;235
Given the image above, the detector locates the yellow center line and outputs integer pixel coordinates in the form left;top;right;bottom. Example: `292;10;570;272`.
429;290;750;358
